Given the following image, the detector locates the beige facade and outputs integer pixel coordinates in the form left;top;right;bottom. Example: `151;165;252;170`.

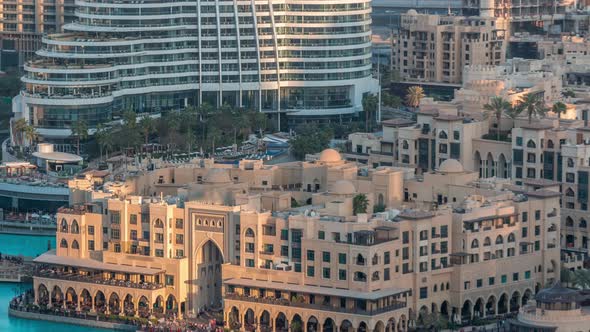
394;12;506;84
33;149;563;330
0;0;75;66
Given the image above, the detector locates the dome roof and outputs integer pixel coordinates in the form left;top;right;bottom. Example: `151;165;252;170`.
204;169;231;184
535;283;581;304
407;9;418;15
318;149;342;163
331;180;356;195
438;159;465;173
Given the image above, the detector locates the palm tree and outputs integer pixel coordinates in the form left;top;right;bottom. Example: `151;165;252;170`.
483;96;511;141
23;125;39;148
406;86;425;112
552;101;567;119
362;94;378;132
139;116;155;146
572;269;590;289
70;120;88;155
13;118;27;148
95;124;111;161
353;194;369;216
518;93;547;124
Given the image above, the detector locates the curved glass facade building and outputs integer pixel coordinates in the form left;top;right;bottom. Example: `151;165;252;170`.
17;0;377;143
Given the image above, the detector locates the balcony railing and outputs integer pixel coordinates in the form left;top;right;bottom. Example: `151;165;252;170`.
35;270;164;290
224;293;406;315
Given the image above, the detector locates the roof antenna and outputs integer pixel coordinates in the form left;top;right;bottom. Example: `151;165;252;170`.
448;0;452;16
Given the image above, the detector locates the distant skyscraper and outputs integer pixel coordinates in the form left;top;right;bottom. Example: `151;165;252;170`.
15;0;378;149
0;0;76;69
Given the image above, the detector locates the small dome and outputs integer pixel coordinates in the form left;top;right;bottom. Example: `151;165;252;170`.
438;159;464;174
204;169;231;184
407;9;418;15
535;283;580;304
318;149;342;163
331;180;356;195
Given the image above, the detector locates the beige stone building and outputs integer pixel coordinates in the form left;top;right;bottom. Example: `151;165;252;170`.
394;11;506;84
32;149;562;330
0;0;75;67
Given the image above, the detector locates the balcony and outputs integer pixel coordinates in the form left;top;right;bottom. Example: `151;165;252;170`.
224;293;406;315
35;270;164;290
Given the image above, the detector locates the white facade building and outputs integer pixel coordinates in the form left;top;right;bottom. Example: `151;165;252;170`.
15;0;378;144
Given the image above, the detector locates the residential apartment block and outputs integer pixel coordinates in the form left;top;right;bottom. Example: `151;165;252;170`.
33;149;560;329
13;0;377;147
394;11;506;84
0;0;75;69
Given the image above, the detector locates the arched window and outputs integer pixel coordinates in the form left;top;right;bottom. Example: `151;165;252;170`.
566;216;574;227
507;233;516;243
245;228;255;237
371;271;380;281
471;239;479;248
547;140;554;149
495;235;504;245
71;240;80;249
580;218;587;228
568;158;575;168
402;140;409;150
484;237;491;246
60;239;68;248
154;219;164;228
566;188;575;197
439;131;448;139
60;219;68;233
434;284;438;292
71;220;79;234
440;283;445;291
354;271;367;282
356;254;366;265
527;140;536;148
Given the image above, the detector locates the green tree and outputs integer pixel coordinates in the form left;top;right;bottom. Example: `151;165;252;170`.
139;116;155;146
23;125;39;148
13;118;27;147
353;194;369;216
518;93;547;123
121;110;140;151
572;268;590;289
552;101;567;119
95;124;108;160
362;94;378;132
0;71;22;97
382;91;402;108
504;104;523;127
70;120;88;155
562;89;576;98
483;96;511;141
290;124;333;159
405;85;425;112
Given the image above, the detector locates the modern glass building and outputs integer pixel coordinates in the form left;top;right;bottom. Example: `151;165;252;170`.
15;0;378;146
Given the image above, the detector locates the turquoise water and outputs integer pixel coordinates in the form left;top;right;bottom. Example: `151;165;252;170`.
0;233;55;257
0;234;110;331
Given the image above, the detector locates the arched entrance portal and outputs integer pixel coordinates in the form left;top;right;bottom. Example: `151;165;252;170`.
194;239;224;310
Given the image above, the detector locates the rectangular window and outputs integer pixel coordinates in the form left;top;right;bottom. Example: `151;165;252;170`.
522;227;528;237
176;234;184;244
339;269;347;280
535;210;541;220
111;229;120;240
103;227;108;234
384;252;390;264
130;230;137;240
477;279;483;288
110;211;120;224
402;231;409;244
323;268;331;279
165;275;174;286
501;275;507;284
281;246;288;256
419;287;428;299
176;249;184;257
384;268;390;280
88;226;94;235
522;212;528;222
322;251;331;262
513;272;519;281
525;271;531;279
143;231;149;240
155;233;164;243
130;214;137;224
440;225;448;238
318;231;325;240
280;229;289;240
339;253;346;264
175;218;184;229
155;249;164;257
402;247;409;260
88;240;95;251
307;250;315;261
245;242;255;253
489;277;495;286
307;266;315;277
245;259;255;267
535;225;540;236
